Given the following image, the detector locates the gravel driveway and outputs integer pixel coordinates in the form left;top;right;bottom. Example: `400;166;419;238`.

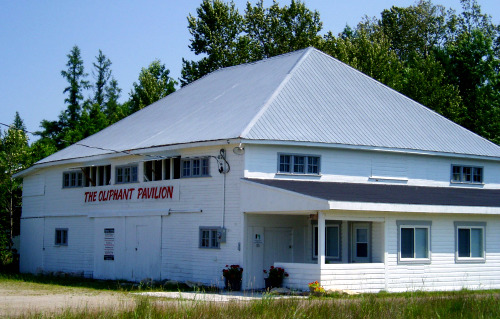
0;282;135;317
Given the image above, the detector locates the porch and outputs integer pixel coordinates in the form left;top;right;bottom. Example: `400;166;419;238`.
275;262;385;293
244;211;387;292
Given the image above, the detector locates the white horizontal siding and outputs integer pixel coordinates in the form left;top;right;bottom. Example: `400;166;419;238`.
42;216;93;276
276;262;320;290
321;264;385;293
385;213;500;292
160;145;245;287
244;144;500;188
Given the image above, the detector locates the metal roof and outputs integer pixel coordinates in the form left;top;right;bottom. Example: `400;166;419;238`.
37;47;500;165
245;178;500;207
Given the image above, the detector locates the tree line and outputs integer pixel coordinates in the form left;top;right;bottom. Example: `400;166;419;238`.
1;0;499;263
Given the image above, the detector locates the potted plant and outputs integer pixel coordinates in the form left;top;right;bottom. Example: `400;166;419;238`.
308;281;325;296
222;264;243;291
263;266;289;289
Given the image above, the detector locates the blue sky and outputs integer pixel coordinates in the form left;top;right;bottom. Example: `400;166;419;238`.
1;0;498;139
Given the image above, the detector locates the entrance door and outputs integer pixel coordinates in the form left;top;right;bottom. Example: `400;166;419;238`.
351;223;371;263
263;227;293;270
125;216;161;281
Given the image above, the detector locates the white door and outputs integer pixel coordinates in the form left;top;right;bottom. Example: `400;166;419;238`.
352;223;370;263
263;227;293;270
125;216;161;281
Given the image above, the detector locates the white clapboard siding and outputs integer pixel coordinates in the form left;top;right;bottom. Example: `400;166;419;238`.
385;214;500;292
244;144;500;188
42;216;94;276
276;262;320;290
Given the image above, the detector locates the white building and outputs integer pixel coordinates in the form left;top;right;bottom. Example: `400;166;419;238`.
16;48;500;292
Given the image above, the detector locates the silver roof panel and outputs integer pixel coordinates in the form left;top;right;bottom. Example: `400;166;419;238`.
37;47;500;165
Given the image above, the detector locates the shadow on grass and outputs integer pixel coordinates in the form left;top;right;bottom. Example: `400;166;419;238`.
0;272;199;292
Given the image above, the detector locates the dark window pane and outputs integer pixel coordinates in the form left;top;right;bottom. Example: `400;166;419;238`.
173;157;181;179
279;155;291;173
473;168;483;183
357;243;368;257
401;228;414;258
326;226;339;258
154;160;162;180
452;166;461;182
308;156;319;174
463;167;472;182
294;156;305;173
458;228;470;257
314;227;318;256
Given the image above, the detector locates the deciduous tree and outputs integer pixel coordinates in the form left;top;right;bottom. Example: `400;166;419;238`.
129;60;177;113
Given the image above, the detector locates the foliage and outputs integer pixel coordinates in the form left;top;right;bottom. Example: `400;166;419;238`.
222;264;243;280
321;0;499;143
437;0;500;143
92;49;112;106
181;0;323;86
244;0;323;60
13;287;500;318
129;60;177;113
60;46;91;125
0;113;31;267
308;280;325;293
263;266;288;280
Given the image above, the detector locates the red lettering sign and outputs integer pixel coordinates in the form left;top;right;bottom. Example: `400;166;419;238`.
84;186;172;203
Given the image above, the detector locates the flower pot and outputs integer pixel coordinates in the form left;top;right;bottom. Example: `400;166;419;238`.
264;277;283;289
225;277;242;291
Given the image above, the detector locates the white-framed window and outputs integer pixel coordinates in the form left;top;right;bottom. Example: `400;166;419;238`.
182;158;210;178
55;228;68;246
62;171;83;188
313;222;341;261
81;165;111;187
455;222;486;263
199;227;221;249
278;154;320;175
144;157;181;181
451;165;483;184
115;165;138;184
397;221;431;264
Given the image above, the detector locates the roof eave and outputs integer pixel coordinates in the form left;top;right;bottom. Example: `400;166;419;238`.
241;139;500;162
15;138;244;179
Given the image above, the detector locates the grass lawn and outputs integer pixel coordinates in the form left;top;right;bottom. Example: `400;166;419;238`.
1;273;499;318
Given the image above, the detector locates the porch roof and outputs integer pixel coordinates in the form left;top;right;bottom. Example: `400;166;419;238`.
244;178;500;208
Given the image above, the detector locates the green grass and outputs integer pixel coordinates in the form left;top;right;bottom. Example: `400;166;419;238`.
2;273;500;318
31;293;500;319
0;272;217;293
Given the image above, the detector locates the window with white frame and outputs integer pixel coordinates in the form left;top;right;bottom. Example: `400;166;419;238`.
81;165;111;187
451;165;483;184
115;165;138;184
199;227;220;249
182;158;210;178
62;171;83;188
313;222;341;260
397;221;431;263
143;157;181;181
278;154;320;175
55;228;68;246
455;222;486;263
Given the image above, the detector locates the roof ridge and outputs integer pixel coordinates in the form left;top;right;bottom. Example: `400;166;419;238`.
240;47;315;138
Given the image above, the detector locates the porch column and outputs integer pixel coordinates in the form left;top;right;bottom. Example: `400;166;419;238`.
318;211;325;265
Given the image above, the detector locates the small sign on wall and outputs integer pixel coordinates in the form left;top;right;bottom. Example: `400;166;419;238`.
253;233;263;246
104;228;115;261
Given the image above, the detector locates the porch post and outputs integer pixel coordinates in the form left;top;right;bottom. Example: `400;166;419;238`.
318;211;325;265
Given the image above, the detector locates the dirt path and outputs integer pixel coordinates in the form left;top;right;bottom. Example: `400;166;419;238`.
0;282;136;317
